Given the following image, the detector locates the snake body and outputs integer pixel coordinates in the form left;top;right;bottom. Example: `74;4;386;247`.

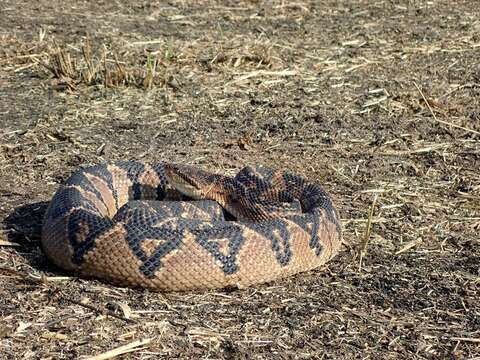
41;161;341;291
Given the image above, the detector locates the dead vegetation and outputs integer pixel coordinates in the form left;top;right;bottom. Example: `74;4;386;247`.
38;40;163;90
0;0;479;359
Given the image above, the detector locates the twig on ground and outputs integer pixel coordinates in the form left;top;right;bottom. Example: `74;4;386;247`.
82;338;153;360
358;194;378;270
414;82;480;136
64;297;136;324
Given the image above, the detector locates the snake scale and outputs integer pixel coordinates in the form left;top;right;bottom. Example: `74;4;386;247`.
41;162;342;291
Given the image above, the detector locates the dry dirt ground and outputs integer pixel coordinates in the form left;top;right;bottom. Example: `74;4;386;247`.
0;1;479;359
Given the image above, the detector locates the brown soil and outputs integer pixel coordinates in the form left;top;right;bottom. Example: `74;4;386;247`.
0;1;479;359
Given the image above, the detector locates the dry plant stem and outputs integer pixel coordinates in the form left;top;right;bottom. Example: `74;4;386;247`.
358;194;378;270
0;240;20;246
414;82;480;136
82;338;152;360
449;337;480;344
82;39;95;83
102;48;109;88
64;297;136;324
113;53;126;85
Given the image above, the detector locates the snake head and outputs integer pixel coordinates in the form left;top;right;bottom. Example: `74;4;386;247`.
164;163;238;204
164;164;303;222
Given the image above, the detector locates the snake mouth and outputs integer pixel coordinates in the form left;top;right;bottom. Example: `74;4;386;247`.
169;174;203;199
164;164;234;207
164;164;204;199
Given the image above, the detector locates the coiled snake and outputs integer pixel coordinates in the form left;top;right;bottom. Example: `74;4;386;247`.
41;162;341;291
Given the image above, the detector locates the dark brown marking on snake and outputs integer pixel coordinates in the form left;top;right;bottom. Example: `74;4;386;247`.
241;220;293;267
288;211;323;257
115;161;149;200
192;222;246;275
120;208;185;278
83;165;118;210
67;209;115;265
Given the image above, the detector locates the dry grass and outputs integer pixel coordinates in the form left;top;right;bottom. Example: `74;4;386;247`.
0;0;479;359
38;39;163;90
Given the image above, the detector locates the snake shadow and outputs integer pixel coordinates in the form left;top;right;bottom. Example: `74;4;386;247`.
3;201;53;271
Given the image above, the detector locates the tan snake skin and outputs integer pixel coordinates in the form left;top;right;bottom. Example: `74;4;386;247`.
41;162;341;291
